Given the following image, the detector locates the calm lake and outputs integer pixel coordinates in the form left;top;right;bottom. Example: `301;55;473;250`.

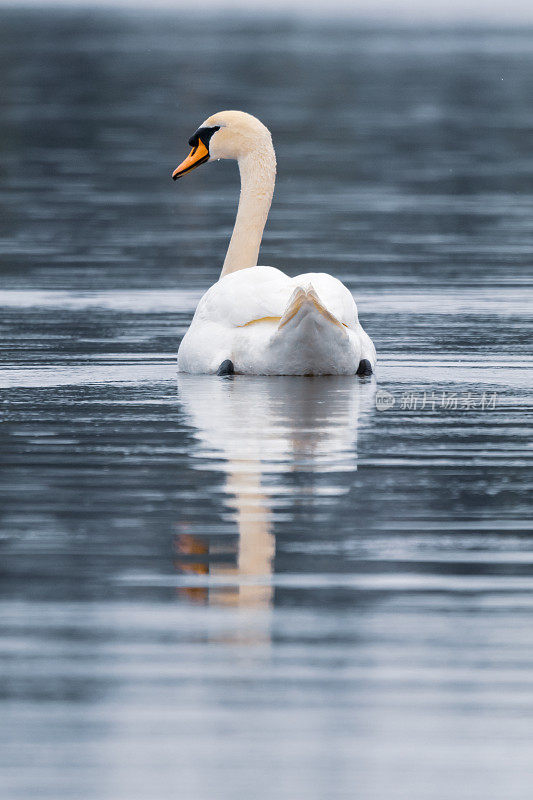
1;10;532;800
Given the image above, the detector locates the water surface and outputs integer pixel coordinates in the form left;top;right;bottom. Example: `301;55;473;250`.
1;11;533;800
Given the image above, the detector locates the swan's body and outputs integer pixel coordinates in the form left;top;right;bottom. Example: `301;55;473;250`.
172;110;376;376
178;265;375;375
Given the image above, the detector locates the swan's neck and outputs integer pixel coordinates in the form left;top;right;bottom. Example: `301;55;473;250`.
220;140;276;278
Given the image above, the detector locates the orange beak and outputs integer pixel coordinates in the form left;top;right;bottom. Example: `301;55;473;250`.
172;139;209;180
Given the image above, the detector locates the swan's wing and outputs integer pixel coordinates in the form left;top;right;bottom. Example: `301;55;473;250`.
292;272;359;327
178;266;294;373
196;265;293;327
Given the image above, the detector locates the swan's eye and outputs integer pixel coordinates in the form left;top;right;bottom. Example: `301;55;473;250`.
188;125;221;150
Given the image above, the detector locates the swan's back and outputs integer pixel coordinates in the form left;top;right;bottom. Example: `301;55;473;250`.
195;266;358;329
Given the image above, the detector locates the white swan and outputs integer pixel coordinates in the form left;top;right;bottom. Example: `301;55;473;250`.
172;110;376;376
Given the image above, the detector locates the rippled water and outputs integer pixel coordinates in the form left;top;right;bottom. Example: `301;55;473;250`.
1;10;533;800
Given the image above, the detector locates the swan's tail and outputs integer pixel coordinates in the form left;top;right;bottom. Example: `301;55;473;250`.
268;283;353;375
277;284;346;334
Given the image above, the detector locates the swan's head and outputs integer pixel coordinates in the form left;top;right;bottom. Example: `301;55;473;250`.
172;110;272;180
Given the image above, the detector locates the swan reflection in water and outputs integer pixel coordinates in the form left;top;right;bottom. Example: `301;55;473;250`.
175;375;374;615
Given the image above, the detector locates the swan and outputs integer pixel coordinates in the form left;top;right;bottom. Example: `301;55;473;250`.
172;110;376;376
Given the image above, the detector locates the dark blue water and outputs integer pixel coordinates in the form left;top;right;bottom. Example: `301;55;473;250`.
1;10;532;800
